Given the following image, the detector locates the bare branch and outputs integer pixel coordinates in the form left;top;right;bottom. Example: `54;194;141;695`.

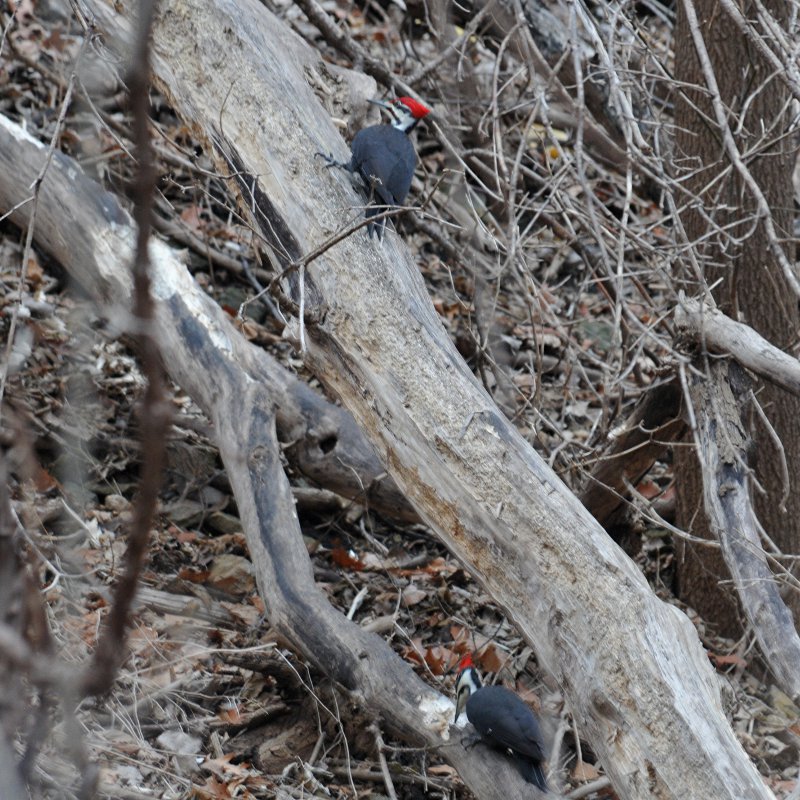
83;0;170;697
675;296;800;398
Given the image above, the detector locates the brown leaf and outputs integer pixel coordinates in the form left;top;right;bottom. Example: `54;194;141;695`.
635;479;661;499
709;652;748;668
192;775;234;799
180;205;206;233
330;547;365;571
32;463;58;492
428;764;459;777
424;645;456;676
573;760;600;782
217;706;244;724
178;566;211;583
25;250;44;287
450;624;470;647
402;637;427;666
477;643;508;674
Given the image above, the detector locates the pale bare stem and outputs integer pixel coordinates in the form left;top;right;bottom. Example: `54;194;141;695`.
750;0;800;63
84;0;169;696
720;0;800;100
678;359;701;443
370;723;399;800
566;2;631;390
574;0;649;152
749;389;791;515
624;477;723;547
679;0;800;299
408;0;496;87
0;7;17;57
429;118;505;203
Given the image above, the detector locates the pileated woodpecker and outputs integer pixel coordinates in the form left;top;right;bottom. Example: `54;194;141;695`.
455;654;548;792
319;96;431;238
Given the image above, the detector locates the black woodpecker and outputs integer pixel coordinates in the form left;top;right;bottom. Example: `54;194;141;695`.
455;653;548;792
319;96;431;238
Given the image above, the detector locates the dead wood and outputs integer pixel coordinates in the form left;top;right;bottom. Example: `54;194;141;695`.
580;377;685;530
684;357;800;701
676;296;800;398
84;0;168;698
0;115;542;799
0;146;414;525
57;0;776;797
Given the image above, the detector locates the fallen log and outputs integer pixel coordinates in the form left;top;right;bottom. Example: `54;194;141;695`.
0;113;540;799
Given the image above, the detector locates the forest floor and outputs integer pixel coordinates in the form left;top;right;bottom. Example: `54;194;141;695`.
2;0;800;797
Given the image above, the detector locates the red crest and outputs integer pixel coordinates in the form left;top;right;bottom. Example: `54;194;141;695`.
395;96;431;119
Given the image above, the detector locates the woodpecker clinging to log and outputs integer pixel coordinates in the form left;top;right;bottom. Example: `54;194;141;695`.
455;653;548;792
318;96;431;238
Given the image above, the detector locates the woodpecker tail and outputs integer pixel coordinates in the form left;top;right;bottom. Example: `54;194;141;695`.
515;756;548;792
365;204;389;239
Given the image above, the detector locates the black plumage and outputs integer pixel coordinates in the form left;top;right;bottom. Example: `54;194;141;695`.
318;96;431;238
455;655;548;792
347;124;416;233
464;685;548;791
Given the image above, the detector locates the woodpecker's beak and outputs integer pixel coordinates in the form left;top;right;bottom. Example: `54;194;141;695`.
367;98;395;121
367;98;394;111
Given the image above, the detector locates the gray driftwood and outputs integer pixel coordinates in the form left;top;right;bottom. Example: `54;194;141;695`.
682;352;800;701
0;114;541;799
676;296;800;398
72;0;774;796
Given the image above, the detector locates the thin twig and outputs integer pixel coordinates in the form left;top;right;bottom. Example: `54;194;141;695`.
370;723;399;800
83;0;170;696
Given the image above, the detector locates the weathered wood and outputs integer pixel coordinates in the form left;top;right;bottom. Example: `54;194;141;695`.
58;0;774;797
0;133;414;523
676;296;800;398
0;115;542;799
686;358;800;701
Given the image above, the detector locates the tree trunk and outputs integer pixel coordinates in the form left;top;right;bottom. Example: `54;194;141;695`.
673;0;800;635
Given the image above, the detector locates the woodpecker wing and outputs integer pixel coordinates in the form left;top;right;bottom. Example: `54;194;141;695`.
465;686;546;761
350;126;416;206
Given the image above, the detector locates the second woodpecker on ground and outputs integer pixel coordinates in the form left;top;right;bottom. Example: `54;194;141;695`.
455;653;548;792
